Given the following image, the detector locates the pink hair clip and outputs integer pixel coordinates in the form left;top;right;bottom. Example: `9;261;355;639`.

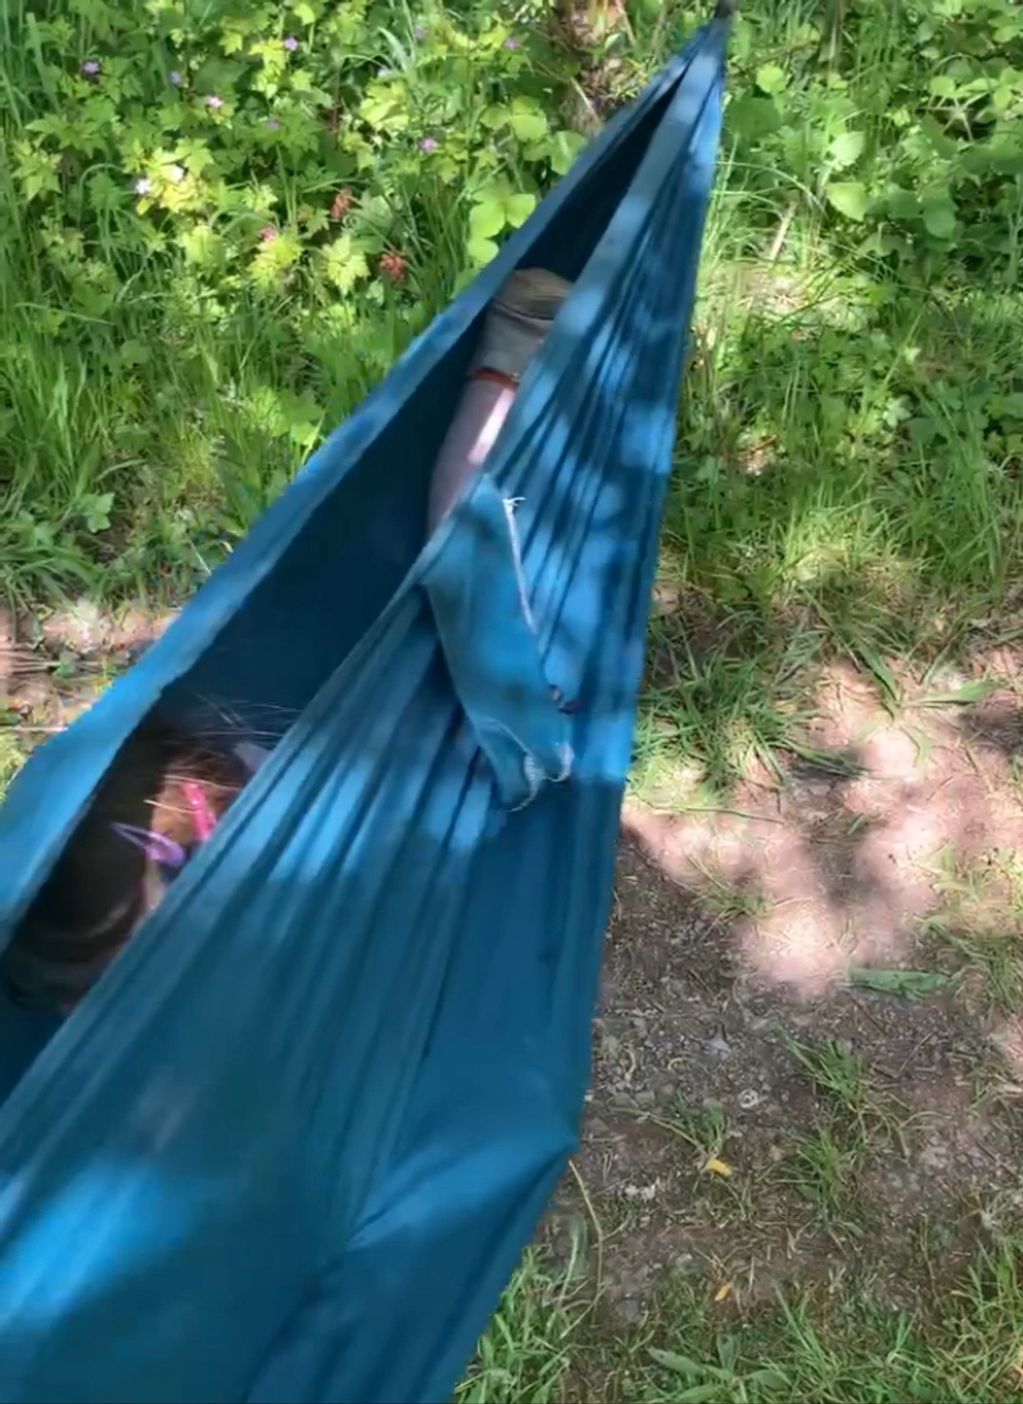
182;781;218;843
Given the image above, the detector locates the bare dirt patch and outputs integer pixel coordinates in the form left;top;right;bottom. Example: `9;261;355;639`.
1;599;174;731
552;657;1023;1327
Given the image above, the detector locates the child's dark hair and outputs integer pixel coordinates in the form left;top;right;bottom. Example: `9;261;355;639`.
1;717;248;1012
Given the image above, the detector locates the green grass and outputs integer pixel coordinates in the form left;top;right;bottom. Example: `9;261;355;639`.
457;1248;592;1404
785;1118;864;1233
632;1102;729;1166
468;1238;1023;1403
785;1038;880;1123
779;1039;891;1237
638;265;1023;792
924;849;1023;1015
0;733;24;802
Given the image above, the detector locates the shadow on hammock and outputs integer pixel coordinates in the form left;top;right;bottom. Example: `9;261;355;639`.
0;18;728;1404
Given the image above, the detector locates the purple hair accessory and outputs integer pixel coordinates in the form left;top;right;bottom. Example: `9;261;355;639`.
111;823;188;869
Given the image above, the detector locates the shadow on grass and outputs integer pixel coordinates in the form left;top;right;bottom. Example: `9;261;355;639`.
635;274;1023;798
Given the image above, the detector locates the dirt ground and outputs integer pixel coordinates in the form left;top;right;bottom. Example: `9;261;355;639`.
555;656;1023;1326
1;601;174;728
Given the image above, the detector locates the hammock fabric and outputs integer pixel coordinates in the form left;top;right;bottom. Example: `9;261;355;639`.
0;17;728;1403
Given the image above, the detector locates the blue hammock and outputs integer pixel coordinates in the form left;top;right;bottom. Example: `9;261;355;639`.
0;17;728;1403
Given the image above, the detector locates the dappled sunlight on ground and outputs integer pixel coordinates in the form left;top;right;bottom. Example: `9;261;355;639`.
564;651;1023;1324
625;655;1023;999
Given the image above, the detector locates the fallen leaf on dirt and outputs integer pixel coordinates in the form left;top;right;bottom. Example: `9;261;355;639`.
848;967;951;1000
647;1349;706;1378
912;678;999;708
714;1281;733;1302
704;1156;733;1178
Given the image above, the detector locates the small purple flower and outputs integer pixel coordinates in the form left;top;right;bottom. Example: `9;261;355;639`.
205;93;224;110
283;35;299;52
134;176;152;196
259;225;279;243
266;115;281;131
169;69;183;86
419;136;438;153
81;59;101;77
413;23;427;40
504;35;521;50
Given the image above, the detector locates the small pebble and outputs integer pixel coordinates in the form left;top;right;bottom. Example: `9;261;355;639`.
616;1298;642;1325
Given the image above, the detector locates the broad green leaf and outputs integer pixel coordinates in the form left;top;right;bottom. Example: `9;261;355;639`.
716;1335;738;1372
919;114;957;158
466;233;498;266
81;492;114;533
289;68;317;94
351;193;393;237
755;62;788;95
647;1350;704;1377
322;233;368;293
480;104;510;129
914;678;998;707
726;94;782;140
826;181;868;221
509;108;546;142
118;340;151;368
921;193;956;239
929;75;957;100
993;83;1015;116
474;176;514;205
830;130;865;168
848;968;951;1000
359;89;408;133
886;186;919;220
178;138;215;177
548;129;586;175
14;142;60;202
748;1368;791;1389
504;191;536;227
469;199;505;239
279;390;322;448
249;232;303;289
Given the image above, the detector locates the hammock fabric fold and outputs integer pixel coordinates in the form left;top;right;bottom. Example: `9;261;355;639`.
0;18;728;1403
